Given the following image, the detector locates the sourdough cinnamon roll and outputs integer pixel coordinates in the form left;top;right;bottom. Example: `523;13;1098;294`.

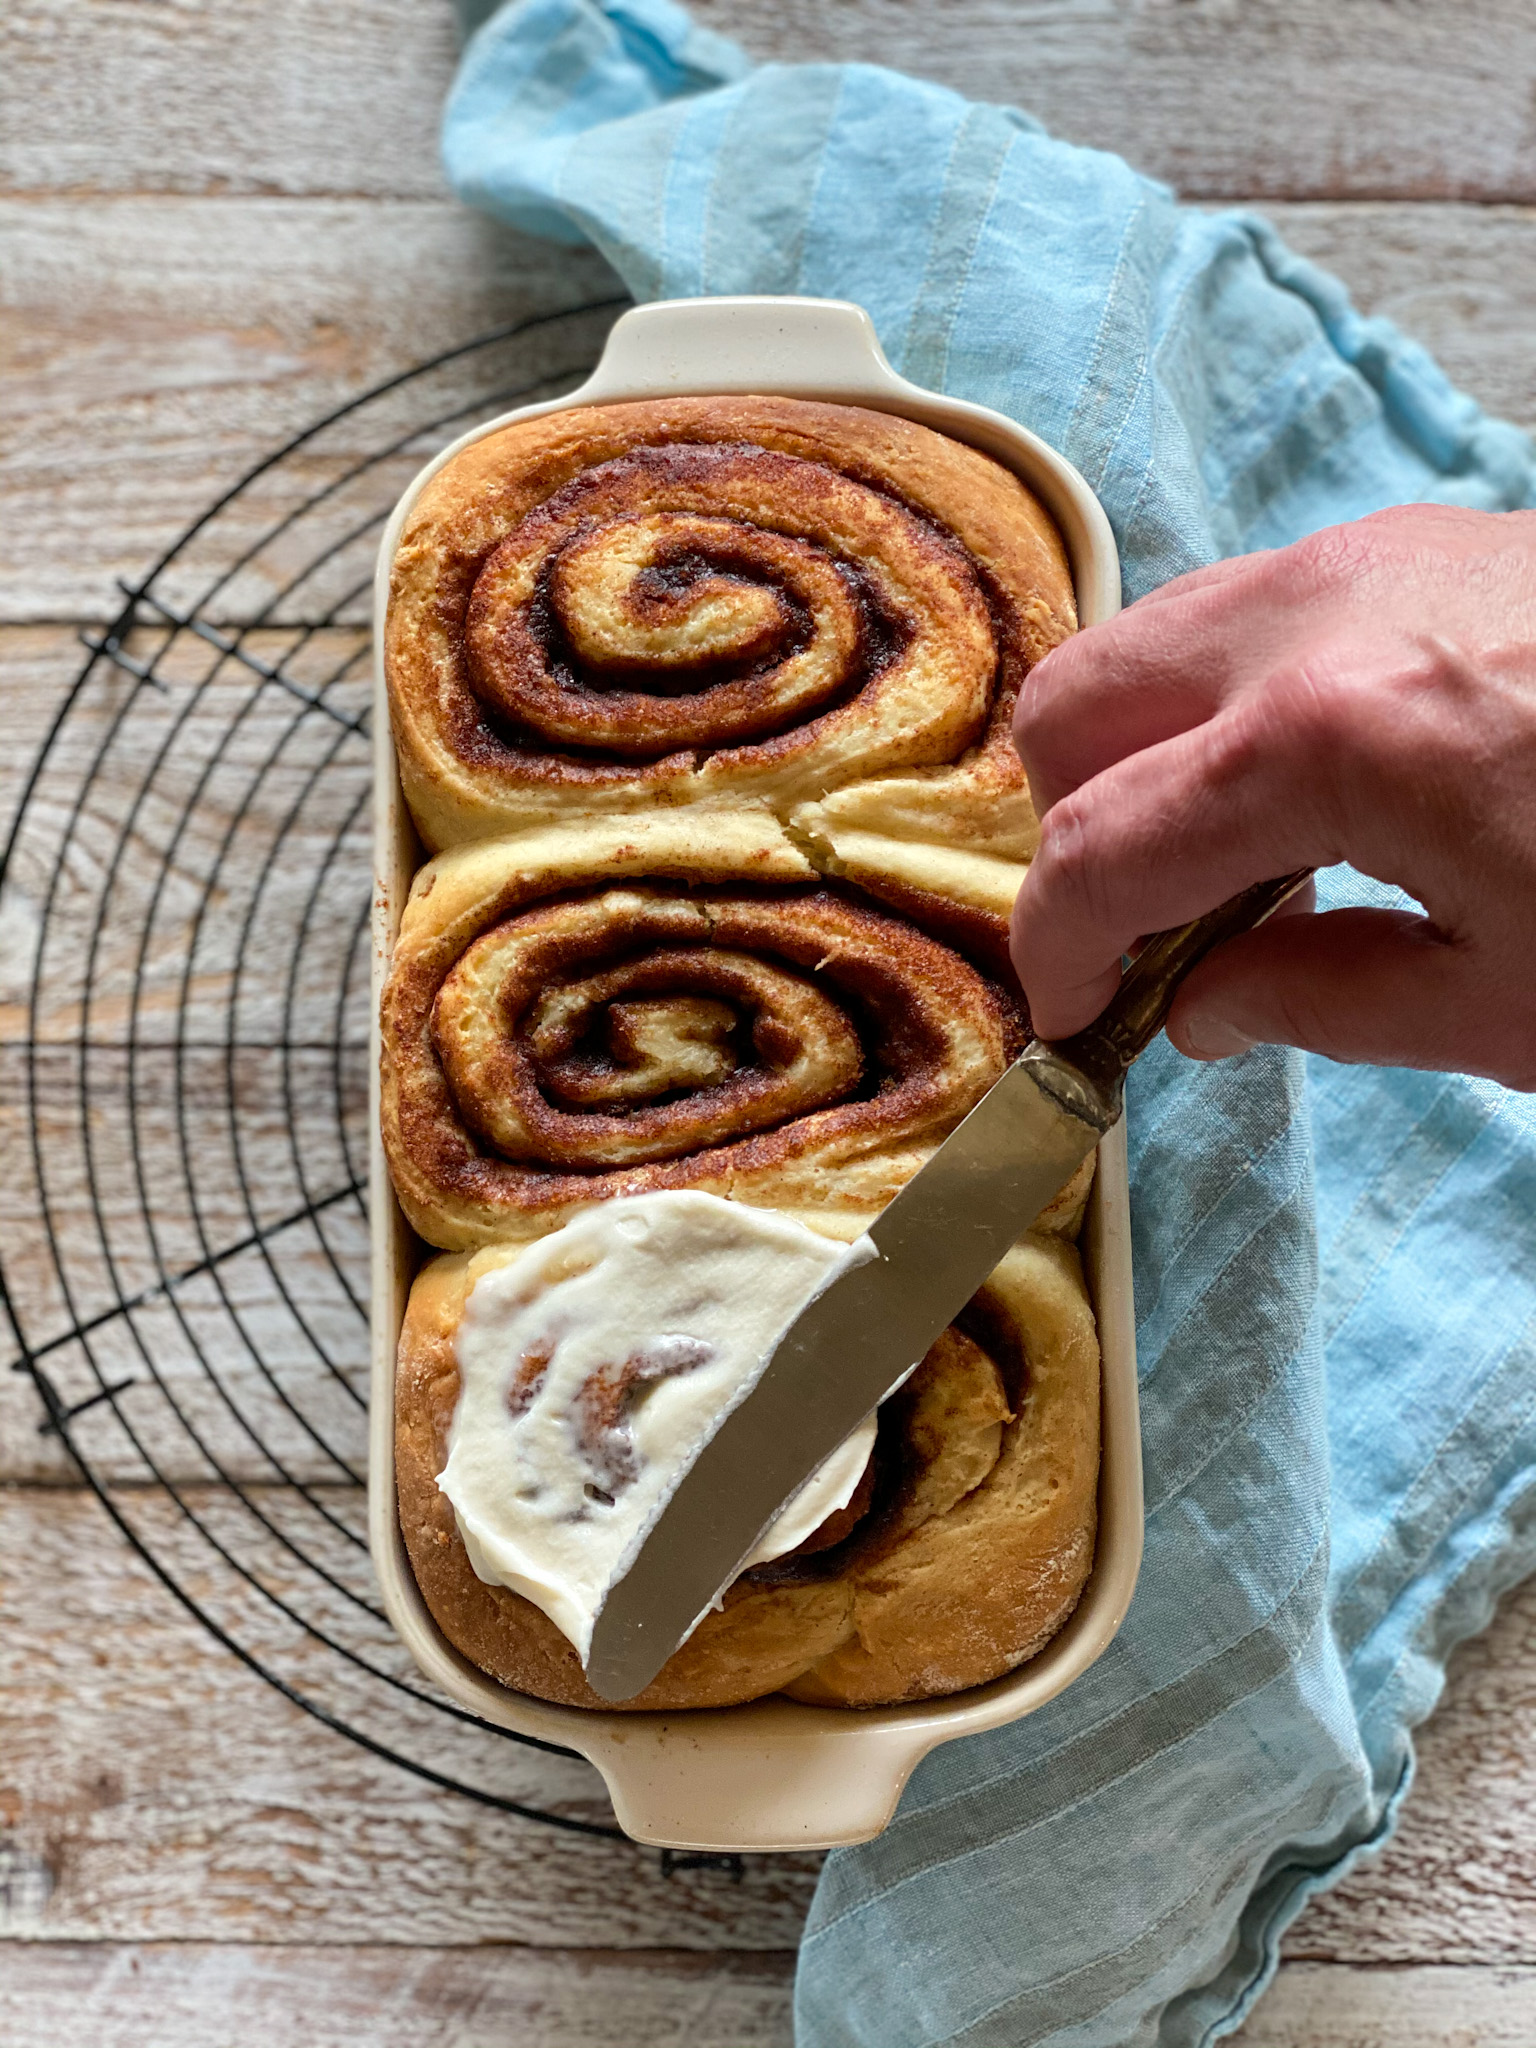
397;1222;1100;1710
385;397;1074;922
378;811;1087;1252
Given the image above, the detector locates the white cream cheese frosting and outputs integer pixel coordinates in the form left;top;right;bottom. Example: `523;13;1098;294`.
438;1190;879;1664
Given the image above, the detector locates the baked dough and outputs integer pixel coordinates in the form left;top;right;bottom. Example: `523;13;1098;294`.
381;389;1101;1711
385;396;1075;961
397;1226;1100;1710
379;809;1097;1251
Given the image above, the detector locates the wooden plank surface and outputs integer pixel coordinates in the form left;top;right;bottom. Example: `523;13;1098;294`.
0;197;618;621
3;0;1535;204
1232;1965;1536;2046
3;1948;1534;2048
0;1946;800;2048
0;1489;821;1949
5;199;1534;622
3;1487;1533;1960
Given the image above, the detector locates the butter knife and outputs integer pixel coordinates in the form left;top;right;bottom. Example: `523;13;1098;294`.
585;870;1312;1702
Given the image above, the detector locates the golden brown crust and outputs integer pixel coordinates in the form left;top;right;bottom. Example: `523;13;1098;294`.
385;395;1074;859
383;391;1100;1713
379;813;1026;1251
396;1230;1099;1711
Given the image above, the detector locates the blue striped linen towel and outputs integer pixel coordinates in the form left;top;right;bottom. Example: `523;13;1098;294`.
440;6;1536;2043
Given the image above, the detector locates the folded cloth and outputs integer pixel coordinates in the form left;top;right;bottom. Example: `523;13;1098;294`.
441;8;1536;2043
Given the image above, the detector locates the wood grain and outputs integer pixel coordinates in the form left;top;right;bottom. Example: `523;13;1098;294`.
1;627;375;1486
3;1488;1533;1961
0;197;618;621
694;2;1536;205
1290;1577;1536;1965
4;0;1536;204
1232;1963;1536;2047
1261;202;1536;435
0;1945;800;2048
6;199;1535;623
2;1948;1533;2048
4;7;1535;2037
0;1488;822;1949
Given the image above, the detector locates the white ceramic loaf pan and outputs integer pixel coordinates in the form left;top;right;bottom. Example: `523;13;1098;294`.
369;296;1142;1852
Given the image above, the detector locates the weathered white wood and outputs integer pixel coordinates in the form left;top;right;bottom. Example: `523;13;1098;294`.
1;1948;1533;2048
1;628;87;1481
1261;202;1536;438
1288;1570;1536;1965
0;1943;799;2048
0;628;373;1040
1232;1963;1536;2046
0;196;618;621
0;0;462;201
4;1;1536;205
0;1488;822;1948
701;1;1536;205
1;628;375;1485
0;1033;375;1487
2;1488;1533;1958
4;7;1532;2040
5;199;1534;624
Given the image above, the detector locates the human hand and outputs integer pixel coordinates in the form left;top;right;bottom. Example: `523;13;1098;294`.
1009;504;1536;1089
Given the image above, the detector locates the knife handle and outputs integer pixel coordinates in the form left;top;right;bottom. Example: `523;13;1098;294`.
1046;869;1314;1099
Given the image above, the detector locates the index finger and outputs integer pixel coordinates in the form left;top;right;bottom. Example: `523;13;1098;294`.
1015;555;1286;816
1010;696;1342;1038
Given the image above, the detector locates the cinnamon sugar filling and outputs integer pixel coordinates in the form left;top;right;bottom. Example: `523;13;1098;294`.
457;442;976;768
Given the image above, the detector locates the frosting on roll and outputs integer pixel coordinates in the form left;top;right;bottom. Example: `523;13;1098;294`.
381;813;1024;1251
439;1191;878;1661
385;396;1075;870
395;1227;1102;1712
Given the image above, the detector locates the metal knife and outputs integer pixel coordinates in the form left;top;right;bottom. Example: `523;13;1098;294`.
585;869;1312;1702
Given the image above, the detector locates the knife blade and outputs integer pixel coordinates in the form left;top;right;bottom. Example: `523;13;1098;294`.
584;870;1312;1703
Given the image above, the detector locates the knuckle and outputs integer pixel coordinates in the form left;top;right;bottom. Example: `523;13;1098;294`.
1288;516;1392;590
1263;660;1353;756
1032;794;1121;934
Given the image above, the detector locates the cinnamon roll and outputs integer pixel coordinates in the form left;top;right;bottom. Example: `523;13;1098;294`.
385;397;1074;950
396;1224;1100;1710
382;388;1103;1715
379;812;1095;1252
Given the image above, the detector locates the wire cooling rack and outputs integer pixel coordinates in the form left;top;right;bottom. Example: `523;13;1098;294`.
0;300;747;1860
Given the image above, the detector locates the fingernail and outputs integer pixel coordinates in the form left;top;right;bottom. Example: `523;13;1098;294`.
1180;1013;1255;1061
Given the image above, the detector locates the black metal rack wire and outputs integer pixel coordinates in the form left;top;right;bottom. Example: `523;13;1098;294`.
0;300;746;1862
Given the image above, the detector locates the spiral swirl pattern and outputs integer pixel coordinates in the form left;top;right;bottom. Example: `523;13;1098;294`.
383;396;1098;1717
434;889;870;1168
379;817;1021;1251
459;437;989;764
465;447;929;757
385;397;1075;854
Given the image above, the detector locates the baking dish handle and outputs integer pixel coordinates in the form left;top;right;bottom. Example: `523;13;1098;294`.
573;295;907;404
582;1706;931;1852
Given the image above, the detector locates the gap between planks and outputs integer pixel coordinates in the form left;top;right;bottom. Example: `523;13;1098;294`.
3;1487;1534;1959
6;6;1535;2040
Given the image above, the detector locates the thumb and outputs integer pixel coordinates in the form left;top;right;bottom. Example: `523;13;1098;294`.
1164;906;1478;1075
